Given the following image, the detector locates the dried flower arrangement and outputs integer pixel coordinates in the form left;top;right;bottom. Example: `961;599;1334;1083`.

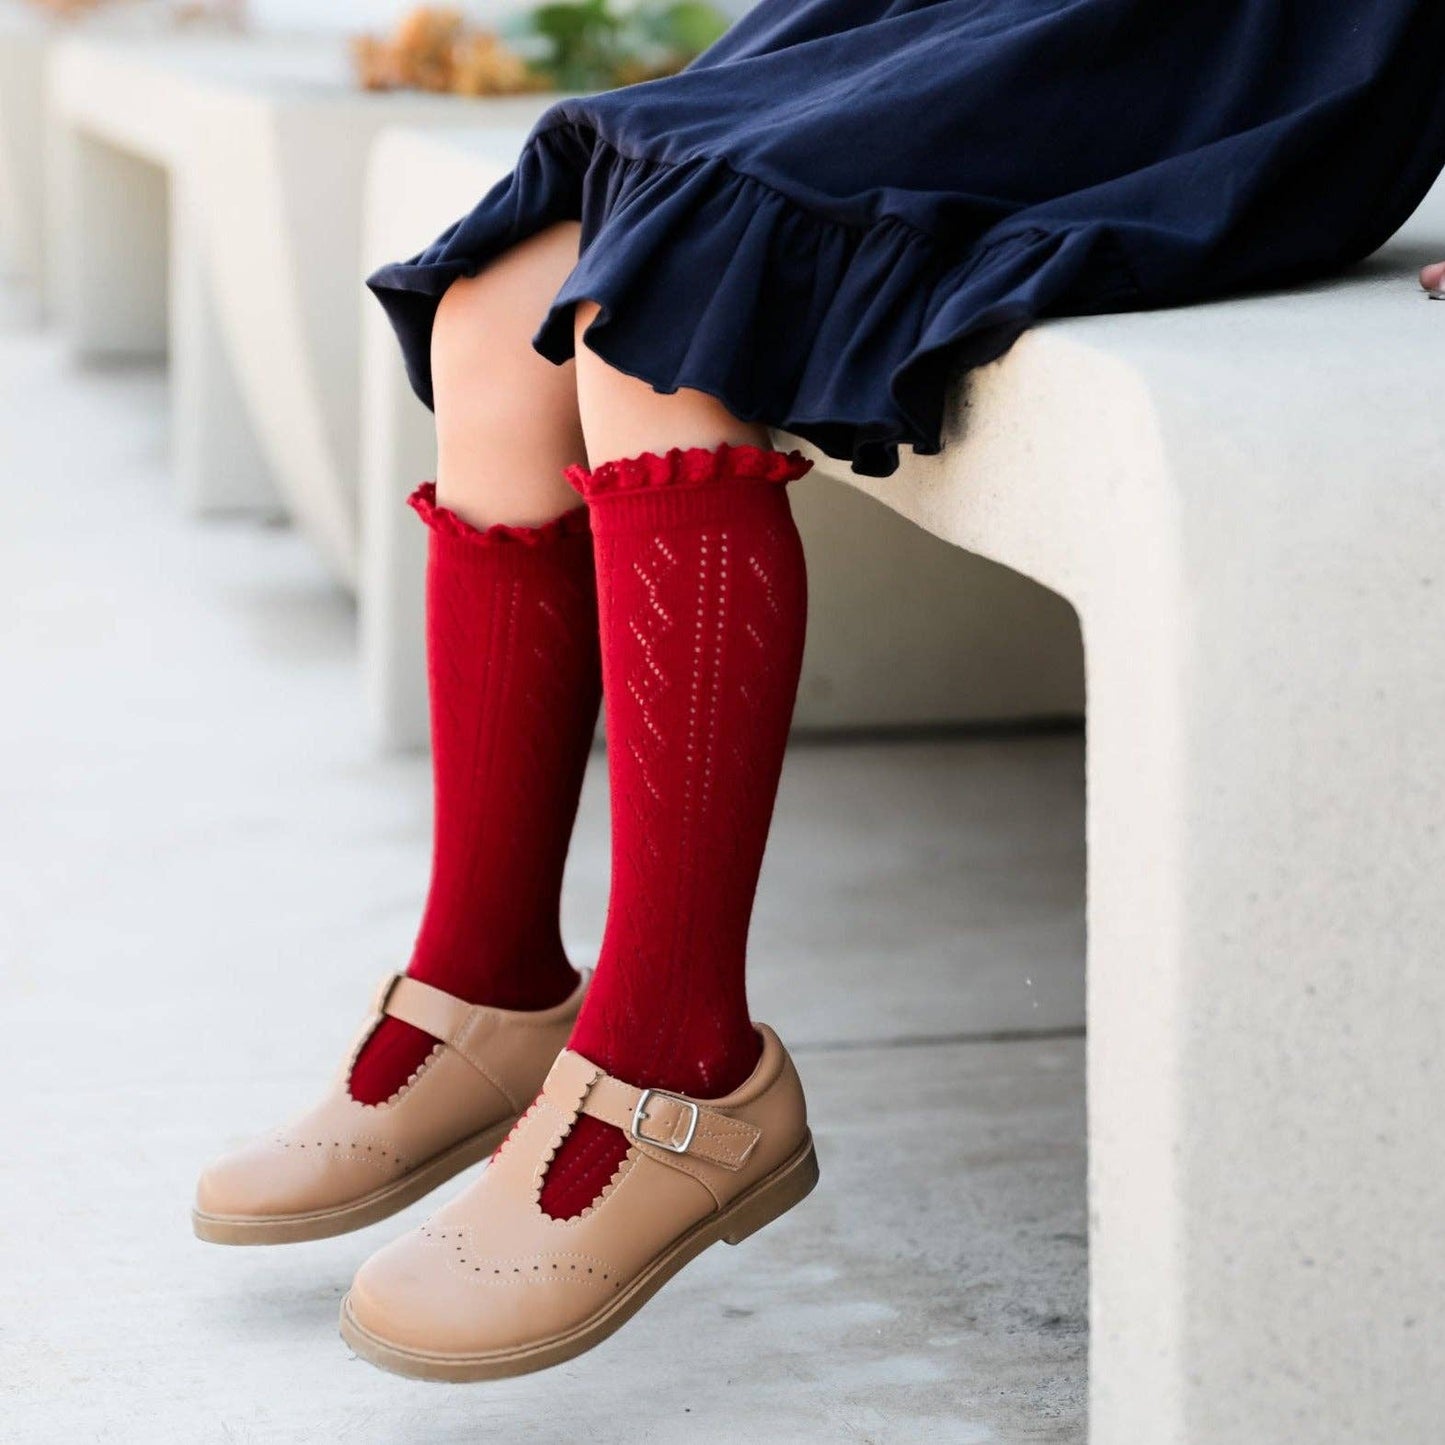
353;1;730;97
354;9;543;95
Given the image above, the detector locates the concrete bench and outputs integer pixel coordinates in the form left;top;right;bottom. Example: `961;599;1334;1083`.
361;130;1445;1436
795;184;1445;1442
0;2;47;309
361;126;1085;746
46;32;557;581
0;0;207;309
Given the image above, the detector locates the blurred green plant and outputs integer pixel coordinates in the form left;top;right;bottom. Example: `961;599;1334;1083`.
505;0;731;91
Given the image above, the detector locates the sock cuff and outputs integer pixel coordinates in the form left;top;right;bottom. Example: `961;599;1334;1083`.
564;442;813;505
408;482;592;549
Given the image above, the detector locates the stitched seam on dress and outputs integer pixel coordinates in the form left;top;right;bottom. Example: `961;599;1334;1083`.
530;121;1113;326
531;118;945;247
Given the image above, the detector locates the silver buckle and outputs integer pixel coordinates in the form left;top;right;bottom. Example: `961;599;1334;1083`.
630;1088;700;1155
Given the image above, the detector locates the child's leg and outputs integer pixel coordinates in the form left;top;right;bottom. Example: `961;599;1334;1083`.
431;222;590;528
350;226;603;1105
571;299;771;460
537;301;810;1217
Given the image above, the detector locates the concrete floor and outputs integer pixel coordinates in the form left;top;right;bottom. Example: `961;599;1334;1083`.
0;317;1087;1442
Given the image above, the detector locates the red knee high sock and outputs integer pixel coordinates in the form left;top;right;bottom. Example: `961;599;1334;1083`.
538;442;811;1219
349;485;602;1106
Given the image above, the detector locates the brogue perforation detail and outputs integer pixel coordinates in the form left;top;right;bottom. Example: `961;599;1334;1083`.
418;1227;623;1289
271;1136;408;1174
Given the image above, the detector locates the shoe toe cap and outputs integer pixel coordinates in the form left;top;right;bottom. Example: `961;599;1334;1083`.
347;1227;594;1358
194;1135;388;1220
348;1230;487;1355
194;1139;291;1218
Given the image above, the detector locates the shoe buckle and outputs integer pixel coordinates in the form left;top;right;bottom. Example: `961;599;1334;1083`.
630;1088;700;1155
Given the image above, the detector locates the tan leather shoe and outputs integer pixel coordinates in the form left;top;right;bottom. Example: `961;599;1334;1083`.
339;1023;818;1380
193;969;590;1246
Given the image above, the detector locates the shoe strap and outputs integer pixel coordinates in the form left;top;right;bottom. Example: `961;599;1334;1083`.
543;1049;762;1173
373;974;521;1110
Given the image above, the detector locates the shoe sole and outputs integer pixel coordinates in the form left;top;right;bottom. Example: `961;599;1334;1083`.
337;1130;820;1381
191;1114;520;1246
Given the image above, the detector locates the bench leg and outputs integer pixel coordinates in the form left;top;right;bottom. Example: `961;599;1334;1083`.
358;299;433;750
1087;524;1445;1442
0;26;47;308
169;177;277;515
48;123;167;360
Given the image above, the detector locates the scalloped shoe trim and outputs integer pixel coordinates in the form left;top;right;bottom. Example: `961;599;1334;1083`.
521;1073;643;1224
360;1041;445;1111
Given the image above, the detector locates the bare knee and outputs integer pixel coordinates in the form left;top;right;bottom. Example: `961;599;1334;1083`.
431;221;581;406
572;298;770;462
429;223;587;529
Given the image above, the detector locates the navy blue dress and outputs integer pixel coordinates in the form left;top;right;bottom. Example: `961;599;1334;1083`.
370;1;1445;477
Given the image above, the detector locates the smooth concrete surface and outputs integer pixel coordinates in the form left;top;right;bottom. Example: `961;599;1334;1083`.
793;176;1445;1444
0;310;1086;1439
360;127;1085;749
